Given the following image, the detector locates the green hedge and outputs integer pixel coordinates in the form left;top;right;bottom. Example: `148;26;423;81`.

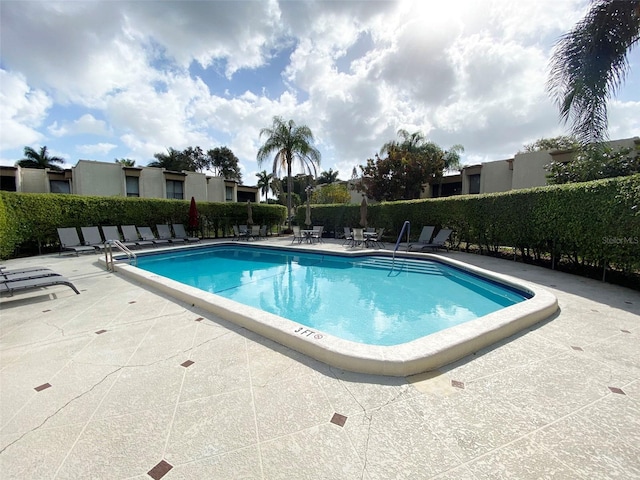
0;193;286;258
298;175;640;273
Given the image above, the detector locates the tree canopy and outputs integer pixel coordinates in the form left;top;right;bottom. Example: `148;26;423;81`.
256;116;320;228
16;146;64;170
547;0;640;145
358;130;463;201
147;145;241;181
521;136;581;153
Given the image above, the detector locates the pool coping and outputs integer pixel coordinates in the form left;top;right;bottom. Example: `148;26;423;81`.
105;242;559;376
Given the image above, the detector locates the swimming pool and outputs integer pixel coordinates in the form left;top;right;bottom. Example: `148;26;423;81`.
135;246;530;346
111;242;558;376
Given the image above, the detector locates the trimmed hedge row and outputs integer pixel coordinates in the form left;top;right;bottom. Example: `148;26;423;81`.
299;174;640;273
0;193;286;258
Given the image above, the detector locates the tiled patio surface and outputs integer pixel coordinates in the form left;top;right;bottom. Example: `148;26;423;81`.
1;238;638;479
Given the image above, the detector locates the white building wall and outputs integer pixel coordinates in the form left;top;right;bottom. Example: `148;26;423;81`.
140;168;165;198
480;159;513;194
19;168;49;193
207;177;226;202
72;160;124;196
184;172;208;201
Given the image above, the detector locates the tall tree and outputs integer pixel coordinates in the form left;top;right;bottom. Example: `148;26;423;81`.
16;146;64;170
256;170;274;202
521;136;581;153
547;0;640;145
318;168;339;184
207;147;242;182
256;116;321;229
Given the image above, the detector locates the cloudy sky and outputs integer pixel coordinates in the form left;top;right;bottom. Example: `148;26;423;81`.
1;0;638;183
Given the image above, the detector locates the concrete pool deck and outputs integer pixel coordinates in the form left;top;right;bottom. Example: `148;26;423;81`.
1;237;639;479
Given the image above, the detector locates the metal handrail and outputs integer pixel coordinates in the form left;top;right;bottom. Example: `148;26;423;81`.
104;239;137;271
391;221;410;269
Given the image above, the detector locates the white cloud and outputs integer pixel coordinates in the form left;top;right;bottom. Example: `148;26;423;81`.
77;143;118;156
0;70;51;151
48;114;111;137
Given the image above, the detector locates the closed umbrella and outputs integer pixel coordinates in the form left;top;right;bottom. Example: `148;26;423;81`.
359;196;368;228
305;197;312;227
188;196;199;229
247;200;253;225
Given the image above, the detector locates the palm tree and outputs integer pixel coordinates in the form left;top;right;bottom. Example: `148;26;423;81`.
256;170;274;202
256;116;321;229
115;158;136;167
547;0;640;145
147;148;186;170
16;146;64;170
381;129;427;155
318;168;339;184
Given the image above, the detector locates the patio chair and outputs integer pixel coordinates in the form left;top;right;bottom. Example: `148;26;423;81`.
248;225;260;240
259;225;267;239
374;228;386;249
156;224;185;244
418;228;453;252
121;225;154;248
311;225;324;243
351;228;365;248
291;226;303;244
1;275;80;296
408;226;435;251
101;226;138;249
341;227;353;246
57;227;96;256
172;224;199;242
232;225;247;241
138;226;170;246
80;226;106;251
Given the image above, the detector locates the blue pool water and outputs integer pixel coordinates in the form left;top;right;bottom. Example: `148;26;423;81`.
136;246;531;346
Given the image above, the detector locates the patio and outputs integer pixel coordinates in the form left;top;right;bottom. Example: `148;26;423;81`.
1;238;638;479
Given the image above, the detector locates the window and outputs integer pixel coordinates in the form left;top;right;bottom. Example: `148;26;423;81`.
225;186;234;201
166;180;184;200
126;176;139;197
50;180;70;194
468;174;481;194
0;175;16;191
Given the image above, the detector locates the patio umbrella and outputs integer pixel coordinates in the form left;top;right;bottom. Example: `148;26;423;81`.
359;196;368;228
305;197;312;227
188;196;199;229
247;200;253;225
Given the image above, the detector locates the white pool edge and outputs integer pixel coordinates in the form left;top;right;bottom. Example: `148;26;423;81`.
105;244;559;377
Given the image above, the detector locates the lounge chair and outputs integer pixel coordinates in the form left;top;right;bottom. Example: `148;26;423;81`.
101;226;138;249
0;275;80;296
0;265;53;275
2;269;60;282
418;228;453;252
408;226;436;251
80;226;106;251
138;226;170;246
172;224;199;242
57;227;96;256
156;224;185;244
121;225;154;248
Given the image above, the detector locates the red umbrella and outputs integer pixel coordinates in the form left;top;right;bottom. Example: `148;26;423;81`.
188;196;199;229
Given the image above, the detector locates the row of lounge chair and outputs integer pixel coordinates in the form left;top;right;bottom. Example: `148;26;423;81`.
408;226;452;252
57;224;199;255
0;265;80;297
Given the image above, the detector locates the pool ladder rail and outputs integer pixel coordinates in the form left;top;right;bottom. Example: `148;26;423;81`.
104;239;137;271
391;220;411;270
